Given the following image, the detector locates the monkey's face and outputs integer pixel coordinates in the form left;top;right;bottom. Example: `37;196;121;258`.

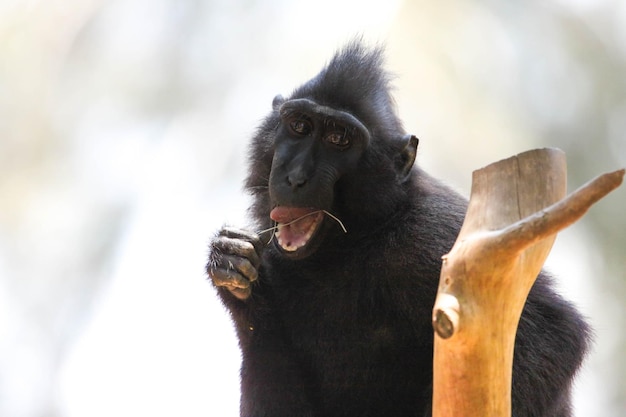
267;98;370;259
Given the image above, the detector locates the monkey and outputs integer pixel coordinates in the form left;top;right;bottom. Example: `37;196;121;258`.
207;41;590;417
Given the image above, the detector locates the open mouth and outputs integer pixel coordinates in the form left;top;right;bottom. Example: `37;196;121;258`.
269;206;324;253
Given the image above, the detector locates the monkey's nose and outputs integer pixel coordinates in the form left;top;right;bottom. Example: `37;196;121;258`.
287;174;307;190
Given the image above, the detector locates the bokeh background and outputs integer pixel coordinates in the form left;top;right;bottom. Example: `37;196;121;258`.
1;0;625;416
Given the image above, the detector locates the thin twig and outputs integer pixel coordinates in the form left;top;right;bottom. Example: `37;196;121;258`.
257;209;348;237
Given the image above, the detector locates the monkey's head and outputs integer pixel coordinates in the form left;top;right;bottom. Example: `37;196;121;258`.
246;41;418;260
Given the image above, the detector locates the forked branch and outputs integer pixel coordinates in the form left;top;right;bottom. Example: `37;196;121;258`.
431;148;624;417
493;168;625;256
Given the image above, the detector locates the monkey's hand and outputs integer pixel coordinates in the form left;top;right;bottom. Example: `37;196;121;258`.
207;226;263;301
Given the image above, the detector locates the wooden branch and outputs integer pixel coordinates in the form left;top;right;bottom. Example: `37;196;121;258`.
494;168;625;255
431;148;624;417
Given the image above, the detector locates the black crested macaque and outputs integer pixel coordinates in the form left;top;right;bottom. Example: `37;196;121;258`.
207;41;590;417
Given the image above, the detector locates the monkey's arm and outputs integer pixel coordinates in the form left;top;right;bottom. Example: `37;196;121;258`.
208;226;318;416
240;336;317;417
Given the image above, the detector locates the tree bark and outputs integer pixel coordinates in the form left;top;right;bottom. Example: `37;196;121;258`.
431;148;624;417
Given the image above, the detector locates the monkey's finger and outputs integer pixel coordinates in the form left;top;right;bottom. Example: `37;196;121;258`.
213;236;261;269
228;286;251;300
222;254;258;282
208;266;251;289
209;253;258;283
210;270;251;301
219;227;264;255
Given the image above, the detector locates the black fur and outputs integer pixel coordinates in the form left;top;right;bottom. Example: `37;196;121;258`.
207;41;590;417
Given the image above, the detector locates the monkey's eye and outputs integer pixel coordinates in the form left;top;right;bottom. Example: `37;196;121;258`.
288;117;312;136
324;132;350;148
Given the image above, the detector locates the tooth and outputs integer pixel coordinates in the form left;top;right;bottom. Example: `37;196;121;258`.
273;216;322;252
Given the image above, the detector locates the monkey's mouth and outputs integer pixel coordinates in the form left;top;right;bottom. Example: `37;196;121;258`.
270;207;324;253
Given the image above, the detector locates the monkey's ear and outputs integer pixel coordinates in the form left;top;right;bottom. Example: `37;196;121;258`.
273;95;285;110
395;134;419;181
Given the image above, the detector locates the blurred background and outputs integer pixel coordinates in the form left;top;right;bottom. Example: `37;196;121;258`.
1;0;625;416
